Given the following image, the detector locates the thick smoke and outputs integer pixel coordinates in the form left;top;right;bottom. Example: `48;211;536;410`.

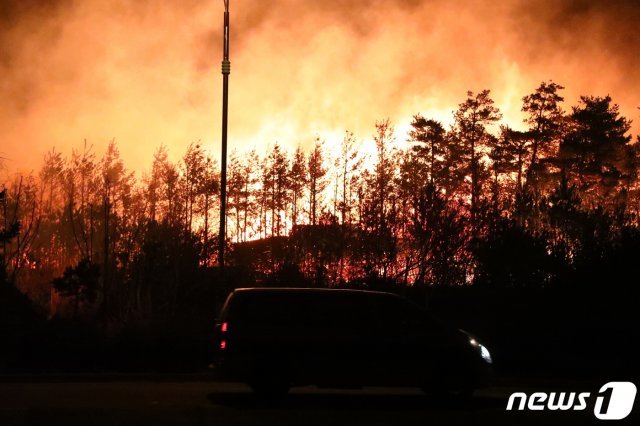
1;0;639;172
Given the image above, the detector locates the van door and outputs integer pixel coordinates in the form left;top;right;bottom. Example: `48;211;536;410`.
368;294;438;386
303;293;376;386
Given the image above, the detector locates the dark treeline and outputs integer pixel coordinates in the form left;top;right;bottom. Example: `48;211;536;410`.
1;81;640;331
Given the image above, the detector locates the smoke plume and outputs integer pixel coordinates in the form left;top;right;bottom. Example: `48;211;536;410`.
1;0;639;172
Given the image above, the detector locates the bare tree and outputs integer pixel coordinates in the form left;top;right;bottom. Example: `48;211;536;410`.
307;138;327;226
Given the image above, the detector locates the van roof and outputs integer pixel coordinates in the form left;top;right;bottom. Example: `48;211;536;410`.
221;287;410;325
232;287;398;297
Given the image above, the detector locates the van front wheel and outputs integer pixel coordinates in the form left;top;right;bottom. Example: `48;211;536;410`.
421;385;473;404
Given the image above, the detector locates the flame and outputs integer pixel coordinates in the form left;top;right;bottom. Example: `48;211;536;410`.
1;0;638;174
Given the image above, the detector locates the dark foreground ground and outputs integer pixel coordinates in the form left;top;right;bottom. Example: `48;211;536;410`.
0;377;637;426
2;285;638;425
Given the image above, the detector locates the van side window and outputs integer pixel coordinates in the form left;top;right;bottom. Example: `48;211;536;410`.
227;293;309;326
308;293;371;328
373;294;428;328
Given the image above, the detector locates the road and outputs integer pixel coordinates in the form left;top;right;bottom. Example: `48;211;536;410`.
0;379;635;425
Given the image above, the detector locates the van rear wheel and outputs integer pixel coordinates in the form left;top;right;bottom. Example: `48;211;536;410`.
249;379;290;397
248;363;291;397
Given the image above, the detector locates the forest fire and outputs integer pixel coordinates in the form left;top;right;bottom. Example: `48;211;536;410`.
1;0;639;173
1;4;640;413
1;1;640;314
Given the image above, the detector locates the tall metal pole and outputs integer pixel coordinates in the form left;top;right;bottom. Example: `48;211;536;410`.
219;0;230;273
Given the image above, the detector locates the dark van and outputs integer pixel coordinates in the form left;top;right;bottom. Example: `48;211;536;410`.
212;288;492;396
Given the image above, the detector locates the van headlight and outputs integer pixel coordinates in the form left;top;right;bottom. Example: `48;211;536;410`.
469;337;493;364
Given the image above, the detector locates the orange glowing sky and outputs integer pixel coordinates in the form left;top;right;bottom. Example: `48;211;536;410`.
1;0;639;174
